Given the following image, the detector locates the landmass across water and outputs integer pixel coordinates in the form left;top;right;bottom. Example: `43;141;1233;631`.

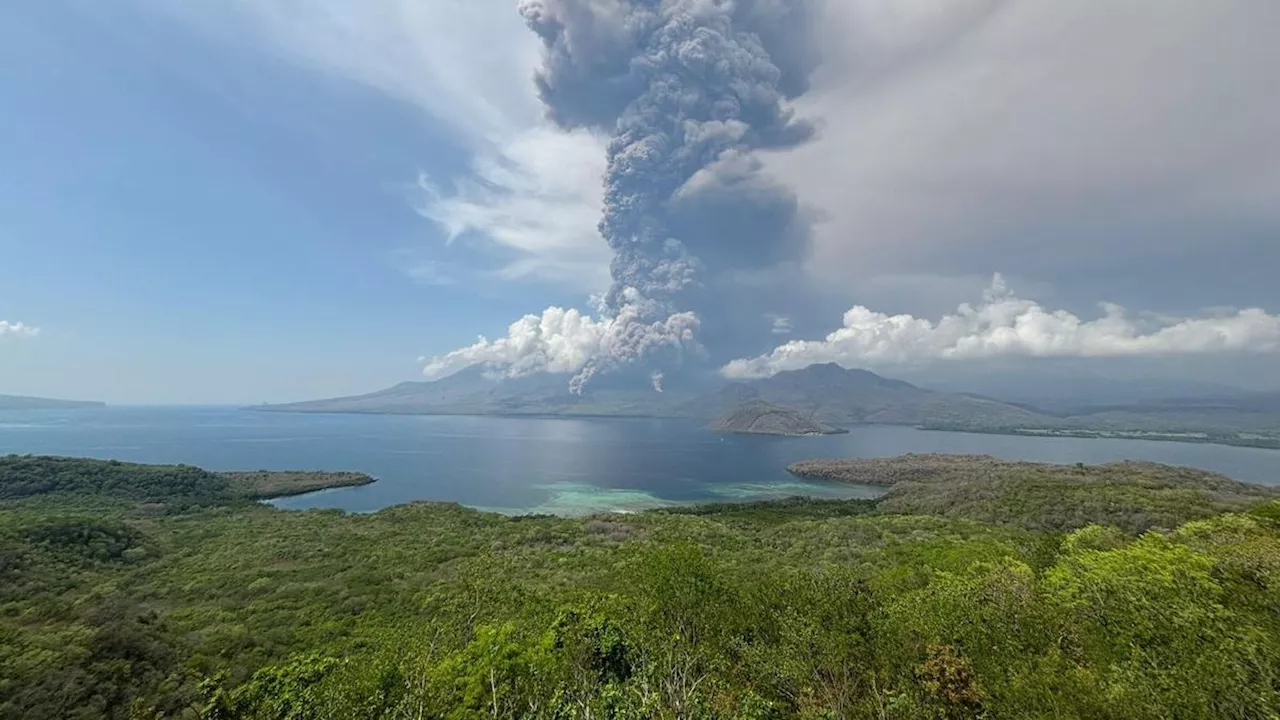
259;362;1280;449
0;394;105;410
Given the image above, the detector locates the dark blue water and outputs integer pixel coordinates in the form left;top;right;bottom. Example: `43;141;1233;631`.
2;406;1277;514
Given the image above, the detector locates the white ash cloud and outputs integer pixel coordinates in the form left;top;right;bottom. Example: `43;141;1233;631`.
422;304;699;393
722;275;1280;379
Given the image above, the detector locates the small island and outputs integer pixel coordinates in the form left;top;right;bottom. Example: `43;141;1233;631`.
710;400;846;436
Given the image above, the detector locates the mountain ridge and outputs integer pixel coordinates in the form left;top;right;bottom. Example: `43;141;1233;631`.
261;363;1051;429
685;363;1050;428
0;394;106;410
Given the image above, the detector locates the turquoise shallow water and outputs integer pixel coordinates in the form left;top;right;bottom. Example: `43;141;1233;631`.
1;406;1277;515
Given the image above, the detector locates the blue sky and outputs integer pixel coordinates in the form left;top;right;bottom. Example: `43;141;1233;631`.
2;1;1278;403
0;1;592;403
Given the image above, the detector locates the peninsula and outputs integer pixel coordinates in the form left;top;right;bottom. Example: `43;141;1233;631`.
221;470;377;499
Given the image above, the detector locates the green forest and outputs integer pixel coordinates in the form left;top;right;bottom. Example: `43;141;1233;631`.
4;454;1280;719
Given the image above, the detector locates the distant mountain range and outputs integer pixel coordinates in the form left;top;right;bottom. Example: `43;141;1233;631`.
0;395;105;410
260;363;1280;448
263;363;1053;429
262;366;683;418
688;363;1051;428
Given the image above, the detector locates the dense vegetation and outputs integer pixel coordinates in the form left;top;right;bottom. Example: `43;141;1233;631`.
789;454;1280;533
4;454;1280;719
221;471;376;500
0;455;374;510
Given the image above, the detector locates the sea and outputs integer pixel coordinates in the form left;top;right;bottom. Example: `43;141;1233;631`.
2;406;1278;515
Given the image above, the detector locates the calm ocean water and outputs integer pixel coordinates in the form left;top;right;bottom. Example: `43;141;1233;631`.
2;406;1278;515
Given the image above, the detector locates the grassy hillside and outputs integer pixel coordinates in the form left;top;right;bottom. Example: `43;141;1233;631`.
709;400;846;435
789;453;1280;533
3;455;1280;719
221;470;375;499
0;455;374;509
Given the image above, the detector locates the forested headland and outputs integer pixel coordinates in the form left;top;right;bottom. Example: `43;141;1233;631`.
3;453;1280;719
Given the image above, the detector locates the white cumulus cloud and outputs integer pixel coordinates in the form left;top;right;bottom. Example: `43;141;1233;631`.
722;275;1280;379
0;321;39;339
422;305;699;393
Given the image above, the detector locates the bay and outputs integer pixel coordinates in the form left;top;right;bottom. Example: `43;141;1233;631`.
1;406;1277;515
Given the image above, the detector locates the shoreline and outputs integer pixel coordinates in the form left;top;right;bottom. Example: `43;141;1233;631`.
257;406;1280;451
919;424;1280;451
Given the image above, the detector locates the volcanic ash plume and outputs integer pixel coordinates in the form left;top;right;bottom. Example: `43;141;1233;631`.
424;0;819;391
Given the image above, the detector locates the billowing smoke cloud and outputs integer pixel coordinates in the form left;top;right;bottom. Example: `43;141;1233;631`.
723;275;1280;378
0;321;38;339
423;304;698;391
522;0;817;303
421;0;819;392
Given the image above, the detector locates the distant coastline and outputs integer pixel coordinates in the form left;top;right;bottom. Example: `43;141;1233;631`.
0;394;106;411
253;362;1280;452
255;403;1280;451
920;424;1280;450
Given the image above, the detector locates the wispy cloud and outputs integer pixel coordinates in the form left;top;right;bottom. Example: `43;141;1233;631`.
765;314;793;335
723;274;1280;379
0;321;39;339
403;260;461;287
778;1;1280;292
416;126;611;291
194;0;609;290
216;0;541;142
